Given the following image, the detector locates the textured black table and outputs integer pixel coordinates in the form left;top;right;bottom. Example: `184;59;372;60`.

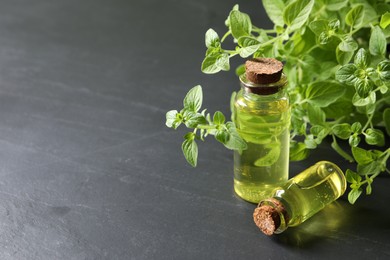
0;0;389;259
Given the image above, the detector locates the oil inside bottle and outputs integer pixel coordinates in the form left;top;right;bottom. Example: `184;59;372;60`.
274;161;347;227
233;88;290;203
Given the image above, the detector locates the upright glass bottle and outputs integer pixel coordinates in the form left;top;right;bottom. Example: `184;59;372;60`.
233;58;290;203
253;161;347;235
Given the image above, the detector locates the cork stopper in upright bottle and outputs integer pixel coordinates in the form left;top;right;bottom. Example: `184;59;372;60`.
245;58;283;84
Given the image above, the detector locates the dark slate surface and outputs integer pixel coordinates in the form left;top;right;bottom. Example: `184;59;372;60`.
0;0;389;259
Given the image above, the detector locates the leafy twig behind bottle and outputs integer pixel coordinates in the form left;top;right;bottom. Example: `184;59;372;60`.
166;86;247;167
167;0;390;204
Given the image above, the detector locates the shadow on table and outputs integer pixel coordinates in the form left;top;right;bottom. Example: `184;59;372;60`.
271;200;390;248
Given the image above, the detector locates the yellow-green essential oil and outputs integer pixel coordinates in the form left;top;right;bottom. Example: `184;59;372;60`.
253;161;347;235
233;59;290;203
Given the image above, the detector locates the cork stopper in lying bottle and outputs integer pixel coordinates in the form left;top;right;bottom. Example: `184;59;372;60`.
253;205;280;236
253;198;287;236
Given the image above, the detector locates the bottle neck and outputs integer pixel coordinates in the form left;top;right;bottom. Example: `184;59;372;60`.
240;73;287;96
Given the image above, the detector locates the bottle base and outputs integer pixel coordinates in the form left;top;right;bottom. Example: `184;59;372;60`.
234;180;277;204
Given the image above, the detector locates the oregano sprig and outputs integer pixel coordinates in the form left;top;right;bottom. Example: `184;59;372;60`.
166;0;390;204
166;86;247;167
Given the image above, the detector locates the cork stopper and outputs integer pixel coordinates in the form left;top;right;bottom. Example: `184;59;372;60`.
253;205;281;236
253;198;287;236
245;58;283;84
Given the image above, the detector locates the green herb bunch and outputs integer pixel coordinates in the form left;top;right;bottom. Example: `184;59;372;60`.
166;0;390;204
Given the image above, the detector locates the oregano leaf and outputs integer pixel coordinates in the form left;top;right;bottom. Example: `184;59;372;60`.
346;169;361;184
348;188;362;204
354;48;369;69
351;147;374;165
224;122;247;150
262;0;285;26
335;64;357;86
201;53;222;74
369;26;386;56
213;111;225;125
229;9;252;39
325;0;348;11
182;133;198;167
283;0;314;32
306;81;345;107
237;36;261;58
332;123;352;140
380;12;390;29
364;128;385;146
289;142;309;161
183;85;203;112
345;4;364;28
205;28;220;48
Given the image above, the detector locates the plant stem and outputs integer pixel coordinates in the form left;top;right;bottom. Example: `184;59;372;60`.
331;135;355;162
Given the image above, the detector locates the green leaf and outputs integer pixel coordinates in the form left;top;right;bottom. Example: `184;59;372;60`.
369;26;386;56
309;20;328;36
205;28;220;48
306;81;346;107
354;48;369;69
345;4;364;29
216;53;230;71
335;64;357;86
304;135;317;149
182;133;198;167
324;0;348;11
184;112;207;128
352;91;376;106
357;160;381;176
166;110;181;129
237;36;261;58
332;123;352;140
283;0;314;32
235;64;245;76
349;134;361;147
348;188;362;204
310;125;327;139
215;130;230;144
352;147;374;165
229;10;252;39
338;35;358;52
201;53;222;74
364;128;385;146
307;104;326;125
224;122;247;150
254;142;281;166
213;111;225;125
289;142;309;161
346;169;361;184
336;47;354;65
366;180;372;195
380;12;390;29
351;122;362;133
262;0;285;26
355;78;373;98
384;108;390;135
183;85;203;112
323;100;353;119
377;60;390;81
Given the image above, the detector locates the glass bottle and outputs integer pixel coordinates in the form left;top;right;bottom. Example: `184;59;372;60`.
253;161;347;235
233;58;290;203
